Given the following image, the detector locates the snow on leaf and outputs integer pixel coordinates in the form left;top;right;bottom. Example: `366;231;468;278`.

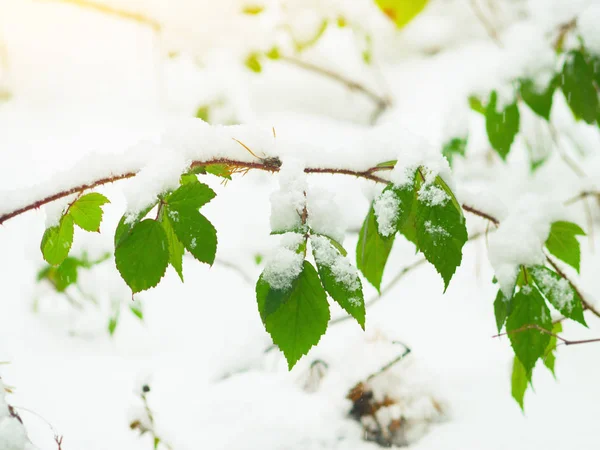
373;188;399;237
261;233;305;291
311;235;365;329
356;206;395;293
529;265;586;326
270;158;307;234
257;260;329;369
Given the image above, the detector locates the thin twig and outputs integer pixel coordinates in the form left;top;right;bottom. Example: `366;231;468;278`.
462;205;500;225
44;0;161;31
468;0;503;47
366;341;412;382
493;323;600;346
279;55;392;122
548;123;586;178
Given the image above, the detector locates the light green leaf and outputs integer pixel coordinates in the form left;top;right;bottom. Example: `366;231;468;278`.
506;286;552;375
356;206;395;292
69;193;110;232
195;105;210;122
469;95;486;115
312;236;365;329
161;213;185;282
41;215;74;266
115;219;169;293
529;265;586;326
374;0;429;28
256;261;330;369
561;50;599;124
167;181;216;210
205;164;233;180
37;257;80;292
511;356;529;411
543;321;562;376
485;90;520;160
108;314;119;336
130;304;144;321
294;20;328;52
545;221;585;273
415;175;468;291
245;53;262;73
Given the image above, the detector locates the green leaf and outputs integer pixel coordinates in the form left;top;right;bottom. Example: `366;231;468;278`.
414;175;468;291
69;193;110;232
543;321;562;376
130;304;144;321
511;356;529;411
529;265;586;326
195;105;210;122
376;160;397;168
114;203;156;248
256;261;330;369
485;91;520;160
38;257;80;292
314;234;347;257
374;0;429;28
161;213;185;282
442;137;467;166
494;289;512;333
108;314;119;336
561;50;599;124
506;286;552;375
545;221;585;273
356;206;395;292
164;183;218;266
245;53;262;73
41;215;74;266
265;47;281;60
167;181;216;210
115;219;169;293
205;164;232;180
311;236;365;329
519;77;557;121
469;95;486;114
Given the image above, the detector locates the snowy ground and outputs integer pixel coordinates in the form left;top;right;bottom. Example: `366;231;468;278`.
1;0;600;449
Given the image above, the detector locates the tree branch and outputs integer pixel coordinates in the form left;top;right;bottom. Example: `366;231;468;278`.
493;323;600;347
279;56;393;122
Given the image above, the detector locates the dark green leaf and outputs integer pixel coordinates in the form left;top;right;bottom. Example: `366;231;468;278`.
561;50;599;124
485;91;520;160
545;221;585;273
161;214;185;282
442;137;467;166
529;265;586;326
312;236;365;329
356;206;395;292
165;207;217;266
415;175;468;291
115;219;169;293
511;356;529;411
256;261;330;369
41;215;74;266
519;77;557;121
506;286;552;375
114;203;156;248
69;193;110;232
494;289;512;333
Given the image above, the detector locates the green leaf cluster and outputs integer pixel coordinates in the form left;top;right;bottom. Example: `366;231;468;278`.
114;178;217;293
357;168;467;292
41;193;110;266
256;233;365;369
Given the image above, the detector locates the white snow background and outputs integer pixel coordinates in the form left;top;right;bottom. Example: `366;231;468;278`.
1;0;600;449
